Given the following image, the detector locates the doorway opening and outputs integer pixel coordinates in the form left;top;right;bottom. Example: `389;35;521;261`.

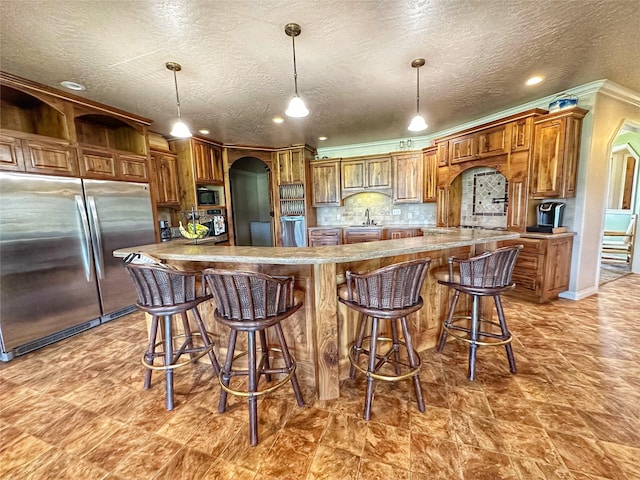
229;157;273;246
599;122;640;284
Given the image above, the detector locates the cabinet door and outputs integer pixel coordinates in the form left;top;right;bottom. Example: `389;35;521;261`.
531;119;564;197
437;142;449;167
343;228;384;244
392;152;422;204
436;187;448;226
449;134;478;164
544;237;573;293
278;148;305;184
311;160;341;206
510;118;532;152
0;133;25;171
23;138;78;176
119;154;148;182
561;116;582;198
506;179;527;230
478;124;508;157
193;141;212;182
386;228;420;239
308;228;342;246
341;159;366;192
423;147;437;202
79;149;116;178
366;156;391;189
154;153;180;206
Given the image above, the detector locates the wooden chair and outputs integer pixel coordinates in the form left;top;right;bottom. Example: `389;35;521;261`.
602;213;637;264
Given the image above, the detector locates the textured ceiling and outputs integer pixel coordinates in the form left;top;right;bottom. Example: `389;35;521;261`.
1;0;639;149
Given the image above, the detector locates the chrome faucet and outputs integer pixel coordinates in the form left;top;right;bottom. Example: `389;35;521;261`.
365;208;370;225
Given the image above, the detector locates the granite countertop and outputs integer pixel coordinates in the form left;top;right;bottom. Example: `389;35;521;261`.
114;228;520;265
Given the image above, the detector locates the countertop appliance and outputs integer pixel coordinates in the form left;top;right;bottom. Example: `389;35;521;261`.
537;202;565;228
0;172;155;361
159;220;172;242
280;215;306;247
197;188;219;206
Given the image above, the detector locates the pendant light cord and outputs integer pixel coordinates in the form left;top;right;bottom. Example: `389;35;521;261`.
415;66;420;115
173;70;183;119
291;34;299;96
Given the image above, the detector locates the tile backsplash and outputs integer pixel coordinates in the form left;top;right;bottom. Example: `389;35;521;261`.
460;167;508;229
315;192;436;226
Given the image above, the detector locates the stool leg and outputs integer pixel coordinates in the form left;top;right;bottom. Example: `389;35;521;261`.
437;291;460;352
468;295;481;381
390;319;402;375
274;323;304;407
494;295;517;374
247;331;259;446
219;329;238;414
400;316;425;413
192;307;220;375
163;314;175;410
364;317;379;420
350;313;368;379
259;330;272;383
144;315;159;390
180;311;196;359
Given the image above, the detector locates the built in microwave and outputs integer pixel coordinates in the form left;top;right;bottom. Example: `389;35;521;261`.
197;188;219;205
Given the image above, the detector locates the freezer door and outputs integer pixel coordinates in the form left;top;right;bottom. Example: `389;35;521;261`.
82;179;155;318
0;173;102;354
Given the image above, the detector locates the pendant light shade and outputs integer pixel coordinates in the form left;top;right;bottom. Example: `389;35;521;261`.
284;23;309;118
407;58;428;132
166;62;192;138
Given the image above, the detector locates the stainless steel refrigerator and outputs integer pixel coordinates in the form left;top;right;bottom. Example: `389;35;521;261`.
0;171;155;361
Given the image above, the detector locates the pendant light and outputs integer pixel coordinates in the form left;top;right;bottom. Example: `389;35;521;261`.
407;58;428;132
166;62;192;138
284;23;309;118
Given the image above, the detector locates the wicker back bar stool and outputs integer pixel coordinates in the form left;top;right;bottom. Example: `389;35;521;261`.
203;269;305;446
124;263;220;410
437;245;523;381
338;257;431;420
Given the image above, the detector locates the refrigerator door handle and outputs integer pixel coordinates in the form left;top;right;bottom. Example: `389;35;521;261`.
74;195;94;282
87;196;105;280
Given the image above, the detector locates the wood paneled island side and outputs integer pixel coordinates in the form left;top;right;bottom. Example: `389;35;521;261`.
114;228;519;400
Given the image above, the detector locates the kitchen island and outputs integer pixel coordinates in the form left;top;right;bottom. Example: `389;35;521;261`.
114;228;519;400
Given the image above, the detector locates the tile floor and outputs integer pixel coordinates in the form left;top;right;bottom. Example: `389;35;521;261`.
1;274;639;479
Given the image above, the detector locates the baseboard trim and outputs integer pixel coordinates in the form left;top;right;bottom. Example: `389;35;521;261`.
558;286;599;301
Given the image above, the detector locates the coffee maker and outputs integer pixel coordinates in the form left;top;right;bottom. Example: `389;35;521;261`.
159;220;172;242
527;202;565;232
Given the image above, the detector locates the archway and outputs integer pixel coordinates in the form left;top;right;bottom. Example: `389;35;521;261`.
599;122;640;283
229;157;273;246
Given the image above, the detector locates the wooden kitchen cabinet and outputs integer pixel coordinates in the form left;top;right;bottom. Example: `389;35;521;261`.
510;117;533;152
343;227;384;244
277;147;305;185
152;151;180;206
437;142;449;167
499;234;574;303
392;151;423;204
19;136;78;176
449;133;478;164
311;159;341;206
477;124;508;158
385;228;422;239
308;228;342;246
530;107;587;198
422;146;438;202
341;154;391;197
193;140;223;184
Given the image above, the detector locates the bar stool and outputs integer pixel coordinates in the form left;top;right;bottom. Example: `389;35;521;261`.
437;245;523;381
338;257;431;420
124;263;221;410
202;269;305;446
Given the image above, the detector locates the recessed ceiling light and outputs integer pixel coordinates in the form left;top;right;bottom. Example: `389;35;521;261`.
526;76;544;86
318;136;328;141
272;116;284;124
198;129;210;135
60;80;86;91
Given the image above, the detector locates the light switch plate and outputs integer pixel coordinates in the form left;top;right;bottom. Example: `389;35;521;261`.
407;212;413;219
392;209;401;215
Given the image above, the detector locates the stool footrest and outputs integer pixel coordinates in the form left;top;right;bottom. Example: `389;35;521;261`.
349;336;421;382
219;347;296;398
142;332;217;371
443;316;512;346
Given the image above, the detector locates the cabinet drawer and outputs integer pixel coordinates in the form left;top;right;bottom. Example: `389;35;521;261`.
500;238;546;255
343;228;384;244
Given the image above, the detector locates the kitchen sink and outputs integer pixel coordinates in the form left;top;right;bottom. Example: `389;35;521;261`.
349;224;382;227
